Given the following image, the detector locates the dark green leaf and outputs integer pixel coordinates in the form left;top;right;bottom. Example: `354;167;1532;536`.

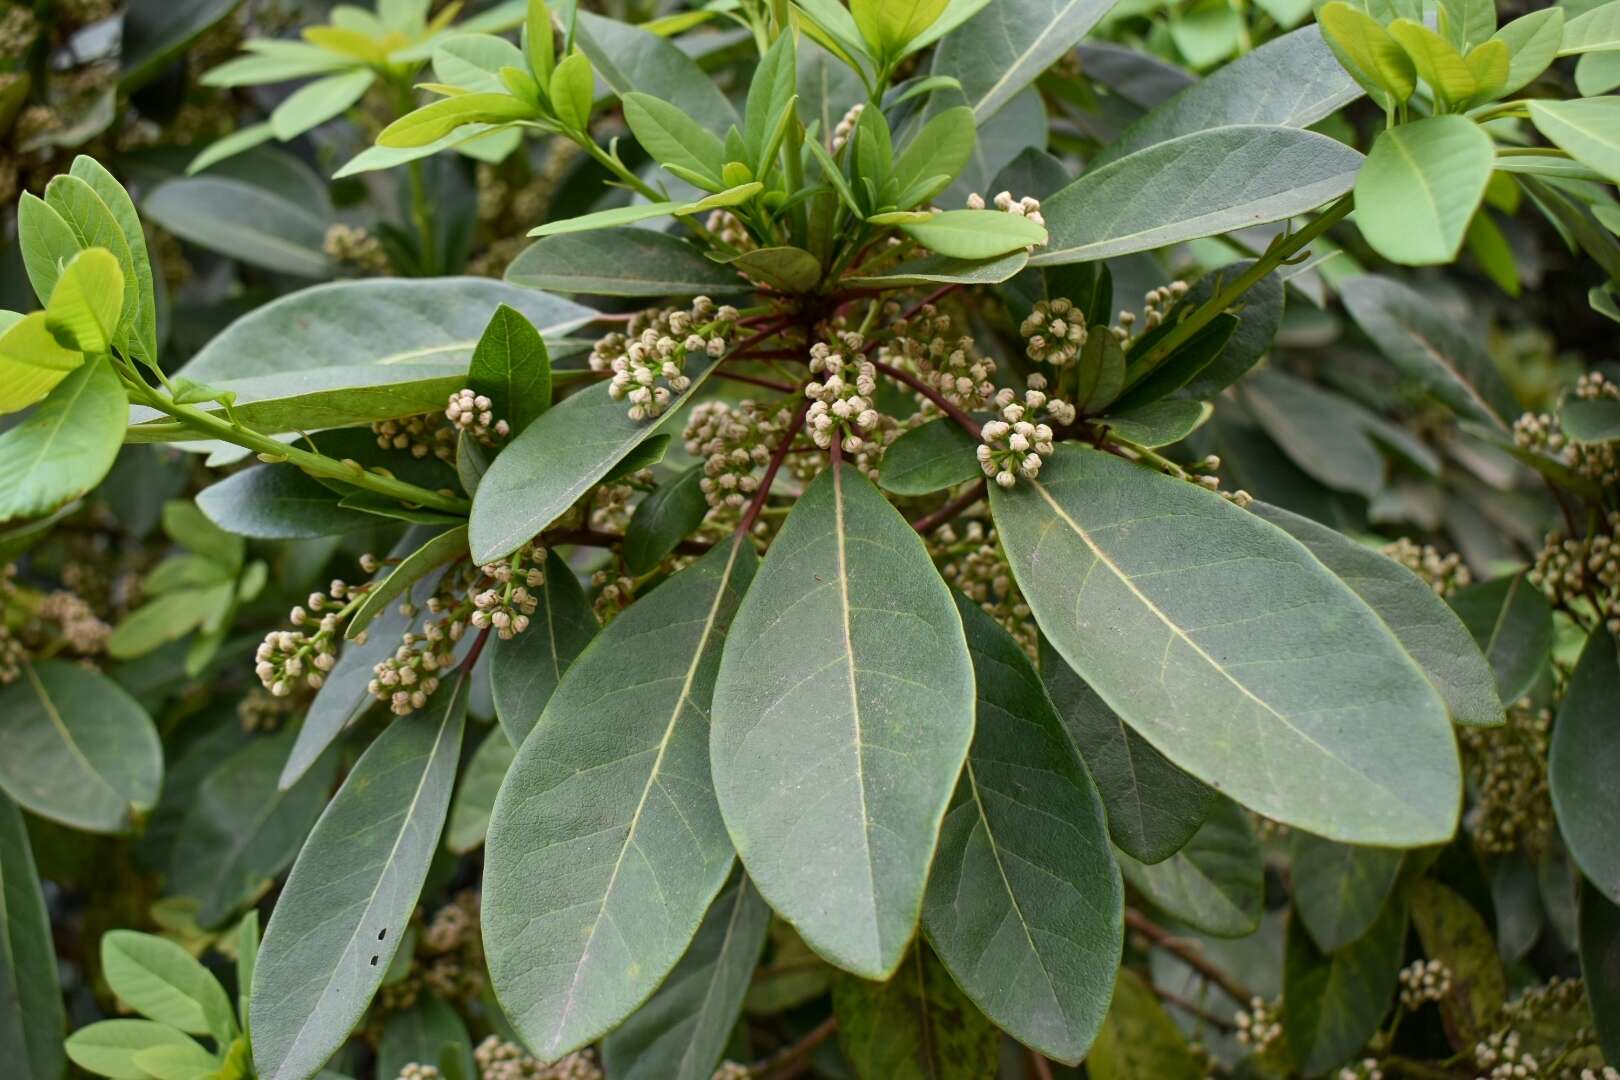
1112;313;1237;413
121;0;241;89
930;0;1117;122
1549;630;1620;903
1117;796;1263;938
489;550;598;745
1448;572;1554;705
0;790;65;1080
1283;900;1406;1075
1175;263;1284;399
347;527;469;641
1241;369;1385;498
1087;968;1203;1080
1290;832;1405;951
1579;876;1620;1064
468;304;551;439
831;946;1000;1079
484;538;756;1059
142;169;332;278
1408;878;1506;1050
625;465;709;576
712;463;974;979
568;8;738;134
376;993;472;1080
1100;399;1212;449
715;247;823;293
446;726;514;855
923;595;1122;1064
196;465;379;540
508;229;747;296
1562;396;1620;442
878;417;981;496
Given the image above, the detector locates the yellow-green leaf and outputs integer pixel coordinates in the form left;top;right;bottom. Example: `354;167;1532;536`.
0;312;83;415
45;248;125;355
548;50;593;131
1463;38;1510;102
1318;1;1416;106
377;93;539;147
1390;18;1478;108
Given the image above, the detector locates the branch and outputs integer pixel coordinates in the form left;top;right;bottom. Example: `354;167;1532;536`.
869;358;983;439
909;479;987;535
753;1016;838;1079
1125;908;1254;1004
736;394;812;536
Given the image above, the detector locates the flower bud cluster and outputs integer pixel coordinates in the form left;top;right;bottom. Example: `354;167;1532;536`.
446;388;510;445
238;686;302;733
686;400;792;511
1530;512;1620;633
807;335;882;454
977;386;1073;488
1460;698;1554;856
881;304;996;412
35;590;111;654
1382;538;1473;597
469;544;545;640
831;102;863;153
705;209;752;250
1020;298;1088;366
1234;996;1282;1051
475;1035;603;1080
589;474;651;534
1336;1061;1383;1080
374;413;455;461
1398;958;1452;1009
711;1064;750;1080
966;190;1046;226
592;298;739;421
1470;977;1612;1079
323;223;391;275
255;580;360;697
1514;409;1617;490
397;1064;440;1080
932;517;1035;656
1110;280;1189;343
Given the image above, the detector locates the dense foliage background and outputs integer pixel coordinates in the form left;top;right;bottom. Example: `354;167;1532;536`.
2;0;1619;1078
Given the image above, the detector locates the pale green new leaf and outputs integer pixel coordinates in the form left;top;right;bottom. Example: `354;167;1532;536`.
622;92;727;188
68;156;159;364
1355;116;1493;265
1317;3;1415;108
923;595;1122;1065
250;674;467;1080
485;538;755;1059
269;69;376;140
16;192;82;313
65;1020;207;1080
990;445;1460;846
712;463;975;979
899;208;1047;259
46;247;124;355
42;174;140;349
1560;0;1620;55
101;931;237;1043
1529;98;1620;184
0;660;160;833
1389;18;1478;106
0;311;83;415
1493;8;1565;95
0;361;127;524
0;791;65;1080
889;106;975;207
377;93;538;148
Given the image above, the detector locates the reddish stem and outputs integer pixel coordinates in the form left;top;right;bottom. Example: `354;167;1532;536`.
459;627;492;673
1125;908;1254;1004
869;357;982;439
909;479;987;535
736;394;812;536
713;370;796;394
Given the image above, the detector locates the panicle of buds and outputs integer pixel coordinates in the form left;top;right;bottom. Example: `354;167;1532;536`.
373;413;455;461
1382;537;1472;597
686;399;791;511
468;543;545;640
445;388;510;445
255;578;360;697
593;298;739;421
806;334;882;454
1398;958;1452;1009
966;189;1046;226
976;385;1073;488
1020;297;1088;366
881;304;997;412
1233;996;1282;1052
831;102;864;153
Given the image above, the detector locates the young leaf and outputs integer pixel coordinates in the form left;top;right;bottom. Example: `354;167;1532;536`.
525;0;554;84
744;32;797;171
1388;19;1479;107
378;93;539;148
1041;640;1217;864
65;1021;210;1080
16;193;82;313
68;156;159;363
1448;573;1554;705
990;445;1460;846
469;354;720;564
269;69;376;140
548;50;594;131
622;92;727;189
923;595;1123;1065
467;304;550;439
42;175;140;347
600;874;772;1080
712;463;975;979
1548;631;1620;903
250;673;468;1080
1283;900;1406;1075
830;945;1000;1079
101;931;237;1044
0;311;84;415
852;0;948;60
46;248;125;355
1116;797;1263;938
899;208;1046;260
0;791;65;1080
1317;2;1416;107
0;361;127;526
489;550;598;744
1355;117;1494;265
887;106;975;208
1493;8;1565;95
1289;833;1405;952
484;538;756;1060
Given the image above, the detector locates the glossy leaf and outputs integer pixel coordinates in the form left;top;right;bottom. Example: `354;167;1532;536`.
831;946;1000;1079
1448;573;1554;705
1252;502;1503;728
250;674;468;1080
0;791;65;1080
712;463;975;979
1388;19;1478;106
69;156;159;363
0;660;161;833
1290;833;1405;952
42;175;140;349
45;248;123;355
600;875;772;1080
1549;631;1620;903
489;550;598;745
484;538;756;1059
1283;900;1406;1075
1408;878;1506;1049
469;354;719;563
923;595;1122;1064
1117;796;1263;938
507;229;747;296
1318;2;1415;109
878;417;982;496
899;209;1047;260
0;360;125;526
1034;126;1362;265
1355;117;1494;265
1040;640;1215;864
991;444;1460;846
0;311;82;416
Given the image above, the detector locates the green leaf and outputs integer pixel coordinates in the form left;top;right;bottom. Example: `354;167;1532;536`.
930;0;1117;122
270;69;375;141
1289;833;1405;951
1464;38;1509;101
168;730;340;927
842;250;1029;288
1408;878;1506;1049
202;42;353;88
1355;117;1494;265
923;595;1122;1064
1111;313;1237;414
899;209;1047;260
378;93;539;148
712;463;975;979
376;993;472;1080
1239;369;1384;497
1528;98;1620;185
990;444;1460;846
600;873;771;1080
43;175;140;349
66;1021;207;1080
1101;400;1212;448
1041;640;1216;864
714;247;824;293
1102;27;1360;166
434;34;525;92
567;8;738;134
1317;3;1416;108
1251;502;1503;728
623;92;727;188
489;550;598;744
250;674;468;1080
348;528;469;643
1339;274;1519;429
446;726;515;854
1560;0;1620;55
1493;8;1565;95
196;465;378;540
101;931;237;1043
106;585;233;660
1034;126;1362;265
1438;0;1495;50
888;106;975;207
0;360;127;525
467;304;550;439
1579;877;1620;1064
1283;899;1406;1076
1448;572;1553;705
120;0;240;89
0;791;65;1080
468;354;720;563
142;172;331;278
68;157;159;364
1117;796;1263;937
831;945;1000;1079
1086;968;1203;1080
506;229;747;296
46;248;124;355
16;192;82;315
1549;631;1620;903
526;0;554;84
878;417;981;496
485;538;755;1059
186;123;278;174
1389;18;1480;106
528;200;692;237
549;50;594;131
0;311;83;416
1563;396;1620;442
625;465;709;576
744;32;797;169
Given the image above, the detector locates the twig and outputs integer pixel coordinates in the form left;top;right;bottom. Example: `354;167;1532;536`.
909;479;987;535
869;358;983;439
1125;908;1254;1004
1026;1049;1055;1080
1156;986;1239;1031
459;627;492;673
736;394;812;536
713;369;797;394
753;1016;838;1079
